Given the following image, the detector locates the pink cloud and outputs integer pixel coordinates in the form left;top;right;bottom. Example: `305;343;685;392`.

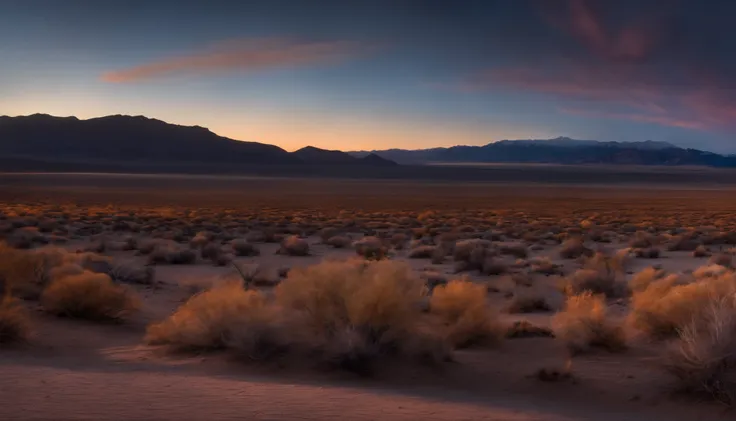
558;107;707;130
101;38;370;83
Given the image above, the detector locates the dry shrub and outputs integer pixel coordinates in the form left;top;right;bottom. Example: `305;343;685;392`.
109;260;155;285
429;279;503;348
629;266;667;293
564;251;628;298
693;245;711;258
530;257;561;275
663;297;736;404
693;264;730;279
552;292;626;354
277;236;310;256
629;271;735;339
710;253;734;268
499;243;528;259
390;233;408;249
153;260;449;372
41;271;139;321
634;247;661;259
325;235;352;249
0;244;49;298
507;285;563;313
318;227;341;243
353;236;387;260
146;283;284;357
408;245;436;259
453;239;492;262
0;296;31;344
200;242;222;260
148;244;197;265
559;238;593;259
277;260;447;369
230;239;260;257
667;234;701;252
233;263;281;288
506;320;555;339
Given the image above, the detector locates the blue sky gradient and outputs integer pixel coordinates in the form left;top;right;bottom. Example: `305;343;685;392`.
2;0;735;153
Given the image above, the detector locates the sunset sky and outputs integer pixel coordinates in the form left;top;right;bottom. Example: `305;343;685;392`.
2;0;735;153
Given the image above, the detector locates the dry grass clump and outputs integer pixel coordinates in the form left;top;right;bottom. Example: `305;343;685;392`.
429;279;503;348
146;283;283;356
630;270;736;339
693;245;711;258
552;292;626;354
230;239;260;257
559;238;593;259
663;297;736;404
276;236;310;256
41;271;140;321
0;296;31;344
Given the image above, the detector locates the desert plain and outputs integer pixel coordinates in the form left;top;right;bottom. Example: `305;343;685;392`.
1;170;736;420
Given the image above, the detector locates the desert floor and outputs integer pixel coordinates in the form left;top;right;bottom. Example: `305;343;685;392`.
1;172;735;420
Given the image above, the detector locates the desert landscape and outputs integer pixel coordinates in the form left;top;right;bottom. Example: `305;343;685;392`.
5;1;736;419
1;173;735;420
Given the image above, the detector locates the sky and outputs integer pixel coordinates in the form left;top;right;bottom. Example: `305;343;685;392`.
1;0;736;153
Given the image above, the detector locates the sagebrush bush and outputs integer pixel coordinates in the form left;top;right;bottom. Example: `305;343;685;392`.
507;285;563;313
109;260;155;285
353;236;386;259
564;251;628;298
0;296;31;344
663;297;736;404
325;235;352;249
146;283;284;357
429;279;502;348
276;260;443;368
148;244;197;265
41;271;140;321
149;260;450;373
408;245;436;259
552;292;625;354
630;271;736;339
559;238;594;259
230;239;260;257
277;236;310;256
628;267;667;293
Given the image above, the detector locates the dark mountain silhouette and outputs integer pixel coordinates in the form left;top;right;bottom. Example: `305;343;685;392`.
351;137;736;167
0;114;397;167
292;147;398;166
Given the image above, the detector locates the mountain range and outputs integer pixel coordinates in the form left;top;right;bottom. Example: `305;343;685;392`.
0;114;396;168
350;137;736;167
1;114;735;170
